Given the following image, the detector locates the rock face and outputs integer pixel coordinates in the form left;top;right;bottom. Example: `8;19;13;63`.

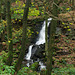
30;27;62;60
31;44;45;60
30;21;43;44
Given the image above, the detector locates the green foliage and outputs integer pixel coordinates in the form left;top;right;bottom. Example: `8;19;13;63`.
11;0;40;19
12;28;22;44
59;6;72;14
73;48;75;51
30;62;39;71
0;20;6;35
62;22;72;32
65;40;70;43
1;51;8;63
0;55;15;75
17;67;39;75
27;27;34;38
52;64;75;75
13;26;33;42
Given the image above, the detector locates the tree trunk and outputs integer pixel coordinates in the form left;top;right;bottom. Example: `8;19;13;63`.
0;0;2;22
72;0;74;5
45;19;48;55
70;0;71;4
45;0;49;59
6;0;13;65
15;0;31;72
46;0;58;75
72;0;75;10
3;4;6;20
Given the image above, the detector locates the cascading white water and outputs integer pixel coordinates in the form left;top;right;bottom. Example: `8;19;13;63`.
25;18;52;70
39;62;46;70
26;45;33;60
36;18;52;45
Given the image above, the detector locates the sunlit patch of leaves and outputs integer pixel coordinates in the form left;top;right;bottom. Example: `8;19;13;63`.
0;20;7;35
11;0;41;20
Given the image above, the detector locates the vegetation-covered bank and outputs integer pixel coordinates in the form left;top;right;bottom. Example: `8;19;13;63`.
0;0;75;75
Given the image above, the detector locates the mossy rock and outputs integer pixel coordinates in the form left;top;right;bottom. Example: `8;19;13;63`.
30;62;39;71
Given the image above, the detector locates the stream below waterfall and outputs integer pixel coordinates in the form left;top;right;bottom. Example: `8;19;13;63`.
25;18;52;70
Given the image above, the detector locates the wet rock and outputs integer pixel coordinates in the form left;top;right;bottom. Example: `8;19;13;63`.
56;27;62;35
31;44;45;60
31;45;38;57
30;21;43;43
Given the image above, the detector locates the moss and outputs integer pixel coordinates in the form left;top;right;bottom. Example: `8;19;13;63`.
30;62;39;71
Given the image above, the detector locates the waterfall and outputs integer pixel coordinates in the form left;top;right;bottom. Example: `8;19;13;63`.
39;61;46;70
25;18;52;70
26;45;33;60
36;18;52;45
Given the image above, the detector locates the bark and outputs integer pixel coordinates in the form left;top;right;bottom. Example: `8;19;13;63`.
72;0;74;5
45;0;49;58
6;0;13;65
46;0;58;75
0;0;2;22
72;0;75;10
15;0;31;72
3;4;6;20
70;0;71;4
45;19;48;55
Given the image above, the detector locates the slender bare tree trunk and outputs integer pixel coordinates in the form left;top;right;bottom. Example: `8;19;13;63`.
0;0;2;22
45;19;48;55
15;0;31;72
45;0;49;59
6;0;13;65
72;0;75;10
70;0;71;4
46;0;58;75
3;3;6;20
72;0;74;5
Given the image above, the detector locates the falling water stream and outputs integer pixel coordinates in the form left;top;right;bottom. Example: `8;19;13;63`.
25;18;52;70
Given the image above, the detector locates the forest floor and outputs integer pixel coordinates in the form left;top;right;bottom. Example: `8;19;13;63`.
0;26;75;69
0;0;75;73
0;1;75;75
54;34;75;68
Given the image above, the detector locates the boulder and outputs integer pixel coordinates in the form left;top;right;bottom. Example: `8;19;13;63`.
31;44;45;60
